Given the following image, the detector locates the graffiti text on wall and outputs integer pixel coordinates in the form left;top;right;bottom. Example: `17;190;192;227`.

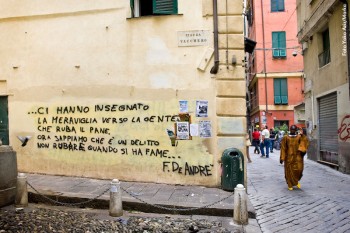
29;104;213;176
338;115;350;142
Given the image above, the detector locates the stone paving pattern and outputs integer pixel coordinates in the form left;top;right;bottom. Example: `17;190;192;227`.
25;171;261;232
15;145;350;232
247;146;350;233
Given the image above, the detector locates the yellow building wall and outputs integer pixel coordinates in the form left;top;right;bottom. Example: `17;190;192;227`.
0;0;245;186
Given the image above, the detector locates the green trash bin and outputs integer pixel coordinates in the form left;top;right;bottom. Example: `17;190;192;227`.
221;148;244;191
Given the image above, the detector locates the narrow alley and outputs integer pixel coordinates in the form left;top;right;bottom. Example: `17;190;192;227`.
247;146;350;233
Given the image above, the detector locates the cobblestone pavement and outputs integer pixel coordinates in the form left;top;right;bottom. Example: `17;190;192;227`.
247;146;350;233
0;204;245;233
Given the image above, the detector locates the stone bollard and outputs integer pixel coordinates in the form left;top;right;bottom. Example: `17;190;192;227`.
15;173;28;207
109;179;123;217
233;184;248;225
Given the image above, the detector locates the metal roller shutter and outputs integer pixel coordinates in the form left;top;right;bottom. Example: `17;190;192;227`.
318;93;338;163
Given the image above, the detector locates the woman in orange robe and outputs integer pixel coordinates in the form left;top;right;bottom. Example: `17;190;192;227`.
280;125;309;190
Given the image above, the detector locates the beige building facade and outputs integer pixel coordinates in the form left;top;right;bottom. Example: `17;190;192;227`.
0;0;247;186
297;0;350;173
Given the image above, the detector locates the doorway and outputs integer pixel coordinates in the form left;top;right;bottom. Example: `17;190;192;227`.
0;96;9;145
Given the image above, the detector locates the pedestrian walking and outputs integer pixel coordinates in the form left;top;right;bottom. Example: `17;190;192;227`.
279;125;310;190
260;126;271;158
252;128;260;154
246;133;252;163
269;128;276;153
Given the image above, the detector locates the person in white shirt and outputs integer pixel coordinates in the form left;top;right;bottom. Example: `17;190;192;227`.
260;125;271;158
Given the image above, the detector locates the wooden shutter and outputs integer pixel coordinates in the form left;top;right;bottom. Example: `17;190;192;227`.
153;0;178;14
271;0;278;12
274;79;281;104
279;32;286;57
271;0;284;12
280;78;288;104
278;0;285;11
272;32;280;57
274;96;282;104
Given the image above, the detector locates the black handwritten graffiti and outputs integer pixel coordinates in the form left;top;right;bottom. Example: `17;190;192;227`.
30;104;213;178
94;103;149;112
162;161;213;176
338;115;350;141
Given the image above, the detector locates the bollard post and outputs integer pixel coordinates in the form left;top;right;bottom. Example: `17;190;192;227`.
109;179;123;217
233;184;248;225
15;173;28;207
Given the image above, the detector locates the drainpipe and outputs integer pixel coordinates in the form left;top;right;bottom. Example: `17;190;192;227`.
210;0;219;74
261;0;268;117
340;0;350;99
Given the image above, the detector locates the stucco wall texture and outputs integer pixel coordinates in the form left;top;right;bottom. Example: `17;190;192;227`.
0;0;246;186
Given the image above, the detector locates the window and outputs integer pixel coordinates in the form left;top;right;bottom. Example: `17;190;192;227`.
130;0;178;17
274;78;288;105
271;0;284;12
274;120;289;129
318;28;331;67
272;31;286;58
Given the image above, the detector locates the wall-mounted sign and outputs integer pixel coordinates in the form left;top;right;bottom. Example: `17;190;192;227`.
178;30;210;47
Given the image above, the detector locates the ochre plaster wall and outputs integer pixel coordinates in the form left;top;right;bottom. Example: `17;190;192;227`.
0;0;246;186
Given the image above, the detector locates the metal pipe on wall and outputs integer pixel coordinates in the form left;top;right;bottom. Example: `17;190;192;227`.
260;0;269;120
210;0;219;74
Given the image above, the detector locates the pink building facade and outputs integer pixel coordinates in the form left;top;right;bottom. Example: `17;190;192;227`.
246;0;305;132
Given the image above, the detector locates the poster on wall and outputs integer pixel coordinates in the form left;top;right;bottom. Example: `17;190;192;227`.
179;100;188;113
196;100;208;117
176;122;190;140
199;121;212;138
190;123;199;136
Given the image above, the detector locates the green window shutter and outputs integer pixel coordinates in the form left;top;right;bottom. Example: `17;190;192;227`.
153;0;178;14
130;0;135;17
281;96;288;104
272;32;280;57
271;0;284;12
278;0;285;11
271;0;278;12
280;78;288;104
274;96;282;104
274;79;281;104
279;32;286;57
272;31;286;58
